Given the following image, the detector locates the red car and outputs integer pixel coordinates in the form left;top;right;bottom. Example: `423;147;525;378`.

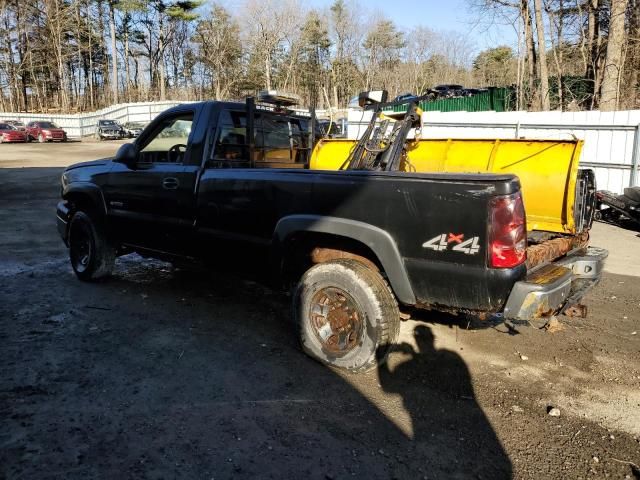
26;121;67;143
0;122;28;143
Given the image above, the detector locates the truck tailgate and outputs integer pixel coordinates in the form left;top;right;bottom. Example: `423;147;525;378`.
310;138;583;235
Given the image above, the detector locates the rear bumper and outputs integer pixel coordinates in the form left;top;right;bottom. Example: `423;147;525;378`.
503;246;608;321
56;200;71;246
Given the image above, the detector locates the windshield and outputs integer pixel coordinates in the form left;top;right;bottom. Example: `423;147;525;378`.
126;122;144;128
0;123;12;130
38;122;58;128
7;121;24;127
100;120;117;126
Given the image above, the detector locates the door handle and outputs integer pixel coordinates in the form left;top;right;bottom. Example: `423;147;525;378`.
162;177;179;190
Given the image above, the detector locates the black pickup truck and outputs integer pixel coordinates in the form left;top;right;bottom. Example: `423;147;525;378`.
56;95;607;371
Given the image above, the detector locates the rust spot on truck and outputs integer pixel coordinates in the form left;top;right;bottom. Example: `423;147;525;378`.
526;232;589;269
310;247;379;272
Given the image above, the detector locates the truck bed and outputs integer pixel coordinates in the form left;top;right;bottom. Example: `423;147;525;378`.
310;138;586;236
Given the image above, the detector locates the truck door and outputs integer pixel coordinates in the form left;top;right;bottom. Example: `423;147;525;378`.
103;108;200;253
197;109;313;247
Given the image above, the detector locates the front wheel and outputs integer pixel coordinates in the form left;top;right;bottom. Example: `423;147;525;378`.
68;211;116;281
38;133;46;143
293;259;400;372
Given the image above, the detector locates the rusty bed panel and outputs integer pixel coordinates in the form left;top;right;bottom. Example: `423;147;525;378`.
526;232;589;269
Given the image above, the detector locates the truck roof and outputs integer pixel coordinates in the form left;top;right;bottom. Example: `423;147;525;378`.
171;100;313;119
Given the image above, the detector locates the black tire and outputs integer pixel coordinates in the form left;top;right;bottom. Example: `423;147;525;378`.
293;259;400;372
68;211;116;281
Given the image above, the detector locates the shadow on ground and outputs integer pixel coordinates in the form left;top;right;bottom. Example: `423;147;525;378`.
1;258;512;479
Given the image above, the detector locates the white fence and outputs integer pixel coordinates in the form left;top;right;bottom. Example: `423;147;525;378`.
3;101;638;194
348;109;640;194
0;101;195;138
0;101;335;139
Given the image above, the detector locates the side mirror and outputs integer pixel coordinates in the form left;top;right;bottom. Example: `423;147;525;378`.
114;142;138;168
358;90;388;108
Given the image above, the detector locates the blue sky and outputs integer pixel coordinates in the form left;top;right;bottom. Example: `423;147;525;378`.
304;0;519;51
215;0;519;53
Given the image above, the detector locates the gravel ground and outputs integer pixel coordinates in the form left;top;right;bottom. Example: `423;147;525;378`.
1;141;639;479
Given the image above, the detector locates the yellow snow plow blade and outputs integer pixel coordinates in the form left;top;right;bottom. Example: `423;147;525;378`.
309;138;583;234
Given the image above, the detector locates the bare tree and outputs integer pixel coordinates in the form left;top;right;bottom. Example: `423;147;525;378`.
241;0;302;91
533;0;550;109
107;0;118;103
329;0;363;108
193;4;242;99
600;0;629;110
404;27;436;95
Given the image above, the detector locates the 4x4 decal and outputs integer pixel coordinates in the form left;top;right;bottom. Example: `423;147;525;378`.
422;233;481;255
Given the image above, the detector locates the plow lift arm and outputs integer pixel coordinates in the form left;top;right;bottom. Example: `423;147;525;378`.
340;91;428;171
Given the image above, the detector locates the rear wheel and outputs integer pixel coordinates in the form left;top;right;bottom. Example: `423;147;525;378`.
293;259;400;372
68;211;115;281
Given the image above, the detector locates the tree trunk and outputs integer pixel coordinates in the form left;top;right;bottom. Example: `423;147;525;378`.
108;1;118;104
98;0;108;107
547;0;564;109
599;0;629;110
533;0;550;110
124;29;131;102
87;1;95;110
265;52;272;90
158;16;166;100
586;0;601;107
627;0;640;108
521;0;537;108
159;38;166;100
74;1;83;111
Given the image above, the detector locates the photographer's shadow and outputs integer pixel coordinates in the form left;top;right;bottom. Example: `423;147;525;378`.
377;324;512;479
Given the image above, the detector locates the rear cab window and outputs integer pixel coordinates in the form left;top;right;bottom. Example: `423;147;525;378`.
209;107;316;169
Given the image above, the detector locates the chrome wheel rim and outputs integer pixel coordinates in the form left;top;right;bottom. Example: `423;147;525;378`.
309;287;363;356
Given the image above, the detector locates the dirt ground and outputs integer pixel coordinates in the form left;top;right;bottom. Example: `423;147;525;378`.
1;140;639;480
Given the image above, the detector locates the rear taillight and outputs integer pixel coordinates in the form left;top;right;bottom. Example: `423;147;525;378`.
488;193;527;268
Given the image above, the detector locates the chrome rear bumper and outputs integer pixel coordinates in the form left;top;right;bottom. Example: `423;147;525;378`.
503;247;608;321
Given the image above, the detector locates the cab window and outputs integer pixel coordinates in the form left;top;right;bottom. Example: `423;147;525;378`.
211;110;250;166
139;113;193;164
210;109;311;168
255;115;291;162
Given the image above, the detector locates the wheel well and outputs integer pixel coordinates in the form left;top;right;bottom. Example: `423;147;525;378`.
65;192;101;218
281;232;384;287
